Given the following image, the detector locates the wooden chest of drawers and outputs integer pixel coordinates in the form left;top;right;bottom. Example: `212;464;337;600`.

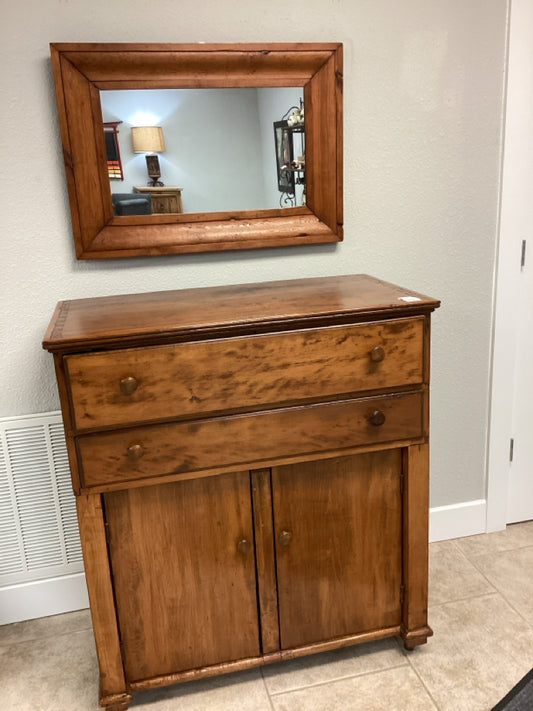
43;274;439;711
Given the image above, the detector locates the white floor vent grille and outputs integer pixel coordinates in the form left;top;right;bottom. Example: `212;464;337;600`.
0;412;84;588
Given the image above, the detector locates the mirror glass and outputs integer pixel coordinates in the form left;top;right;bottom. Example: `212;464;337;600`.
101;87;305;214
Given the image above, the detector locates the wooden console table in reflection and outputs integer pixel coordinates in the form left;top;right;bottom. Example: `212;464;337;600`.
133;186;183;214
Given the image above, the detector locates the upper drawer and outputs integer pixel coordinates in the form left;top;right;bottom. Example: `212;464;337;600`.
65;317;425;431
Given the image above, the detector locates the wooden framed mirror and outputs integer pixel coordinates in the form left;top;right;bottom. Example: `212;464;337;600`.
50;42;343;259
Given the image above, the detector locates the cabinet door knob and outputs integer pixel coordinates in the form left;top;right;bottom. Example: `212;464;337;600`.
370;346;385;362
120;376;139;395
237;539;251;555
279;530;293;546
127;444;145;460
369;410;386;427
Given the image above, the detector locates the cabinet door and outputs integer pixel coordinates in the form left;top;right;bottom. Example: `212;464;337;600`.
272;450;402;649
104;471;260;681
152;195;175;213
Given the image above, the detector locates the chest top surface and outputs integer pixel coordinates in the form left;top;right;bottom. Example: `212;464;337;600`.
42;274;440;354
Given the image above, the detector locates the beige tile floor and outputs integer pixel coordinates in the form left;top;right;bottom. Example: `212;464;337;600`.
2;521;533;711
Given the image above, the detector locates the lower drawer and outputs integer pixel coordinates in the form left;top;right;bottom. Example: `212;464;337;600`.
77;392;425;489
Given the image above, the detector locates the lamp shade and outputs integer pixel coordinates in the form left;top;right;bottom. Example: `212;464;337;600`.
131;126;166;153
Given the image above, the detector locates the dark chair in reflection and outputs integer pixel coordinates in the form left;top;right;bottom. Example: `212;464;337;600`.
112;193;152;216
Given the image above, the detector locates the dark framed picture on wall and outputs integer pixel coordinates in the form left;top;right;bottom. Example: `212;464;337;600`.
103;122;124;180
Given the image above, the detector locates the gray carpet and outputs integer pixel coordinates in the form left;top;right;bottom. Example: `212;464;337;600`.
492;668;533;710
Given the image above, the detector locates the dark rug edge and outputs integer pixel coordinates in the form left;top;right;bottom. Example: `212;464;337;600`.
492;667;533;710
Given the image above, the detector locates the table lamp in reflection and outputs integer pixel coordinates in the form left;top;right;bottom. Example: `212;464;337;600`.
132;126;166;186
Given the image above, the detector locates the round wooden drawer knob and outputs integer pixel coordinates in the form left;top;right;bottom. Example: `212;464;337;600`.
279;530;293;546
370;346;385;363
127;444;145;460
369;410;386;427
237;539;251;555
120;376;139;395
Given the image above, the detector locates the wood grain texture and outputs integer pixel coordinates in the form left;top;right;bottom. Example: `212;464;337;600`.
251;469;280;653
60;56;107;252
104;471;260;681
55;43;342;85
98;693;132;711
401;444;433;648
52;354;82;491
77;392;425;489
305;49;342;234
49;42;343;259
272;451;402;649
65;318;424;430
76;495;127;700
42;274;439;353
127;626;401;693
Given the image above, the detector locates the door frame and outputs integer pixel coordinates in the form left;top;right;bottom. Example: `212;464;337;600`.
487;0;530;531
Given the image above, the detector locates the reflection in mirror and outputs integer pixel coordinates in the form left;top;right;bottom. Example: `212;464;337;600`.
101;87;304;215
103;122;124;180
274;101;305;208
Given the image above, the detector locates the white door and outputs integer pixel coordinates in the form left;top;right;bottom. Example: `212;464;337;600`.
507;254;533;523
487;0;533;529
505;0;533;524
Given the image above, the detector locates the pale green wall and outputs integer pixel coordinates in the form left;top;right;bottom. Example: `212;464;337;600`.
0;0;509;509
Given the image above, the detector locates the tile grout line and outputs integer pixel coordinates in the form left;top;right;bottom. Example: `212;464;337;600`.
403;650;441;711
260;670;277;711
0;624;94;650
263;661;413;698
458;545;533;629
429;589;500;610
428;538;498;609
430;536;532;613
450;531;533;561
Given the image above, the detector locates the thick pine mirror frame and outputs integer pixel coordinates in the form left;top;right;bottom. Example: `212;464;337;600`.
50;42;343;259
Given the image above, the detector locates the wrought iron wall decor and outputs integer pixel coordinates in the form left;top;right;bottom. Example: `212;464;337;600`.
274;101;305;206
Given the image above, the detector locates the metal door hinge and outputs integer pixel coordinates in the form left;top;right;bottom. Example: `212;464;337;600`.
521;240;526;269
510;438;514;462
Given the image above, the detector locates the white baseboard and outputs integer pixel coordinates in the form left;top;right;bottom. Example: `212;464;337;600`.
429;499;487;542
0;573;89;625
